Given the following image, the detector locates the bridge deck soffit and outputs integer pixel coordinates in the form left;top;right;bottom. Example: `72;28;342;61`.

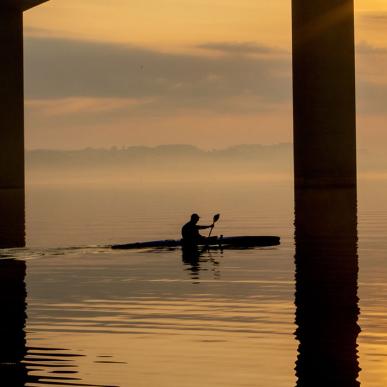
1;0;48;12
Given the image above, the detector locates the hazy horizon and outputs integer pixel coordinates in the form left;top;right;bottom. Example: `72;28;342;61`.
24;143;387;186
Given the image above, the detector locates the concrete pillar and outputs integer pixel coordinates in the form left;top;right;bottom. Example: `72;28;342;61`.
292;3;359;382
0;7;25;248
292;0;357;188
0;1;48;247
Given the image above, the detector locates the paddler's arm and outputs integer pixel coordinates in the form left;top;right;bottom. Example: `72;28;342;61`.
197;224;214;230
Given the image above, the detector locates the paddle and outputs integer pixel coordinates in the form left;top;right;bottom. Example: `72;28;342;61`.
208;213;220;238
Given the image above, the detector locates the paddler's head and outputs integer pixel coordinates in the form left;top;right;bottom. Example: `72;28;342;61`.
190;213;200;224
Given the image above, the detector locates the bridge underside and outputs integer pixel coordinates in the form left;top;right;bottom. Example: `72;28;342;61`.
2;0;48;11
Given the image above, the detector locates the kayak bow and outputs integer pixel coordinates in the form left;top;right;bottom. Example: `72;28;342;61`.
111;235;280;250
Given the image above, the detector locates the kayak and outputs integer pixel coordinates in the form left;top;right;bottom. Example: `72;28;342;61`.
111;236;280;250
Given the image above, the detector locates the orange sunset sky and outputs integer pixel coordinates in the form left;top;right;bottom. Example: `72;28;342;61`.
23;0;387;150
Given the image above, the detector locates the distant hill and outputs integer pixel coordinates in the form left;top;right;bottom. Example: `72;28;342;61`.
26;143;293;167
25;144;387;184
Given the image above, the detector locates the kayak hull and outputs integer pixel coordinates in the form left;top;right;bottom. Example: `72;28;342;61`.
111;236;280;250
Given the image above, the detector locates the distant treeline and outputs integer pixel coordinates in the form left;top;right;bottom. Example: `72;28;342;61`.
26;144;293;171
25;144;387;183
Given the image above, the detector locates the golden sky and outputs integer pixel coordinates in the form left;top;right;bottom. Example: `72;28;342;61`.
25;1;292;48
22;1;387;150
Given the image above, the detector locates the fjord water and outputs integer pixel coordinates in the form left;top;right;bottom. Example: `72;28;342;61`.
2;177;387;386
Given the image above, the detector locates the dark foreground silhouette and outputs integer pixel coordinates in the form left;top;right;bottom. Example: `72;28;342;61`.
112;213;280;250
181;213;214;246
112;235;280;250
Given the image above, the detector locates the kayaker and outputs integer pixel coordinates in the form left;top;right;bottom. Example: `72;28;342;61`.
181;213;214;245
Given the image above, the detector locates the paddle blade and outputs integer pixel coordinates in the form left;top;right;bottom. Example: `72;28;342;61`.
213;214;220;223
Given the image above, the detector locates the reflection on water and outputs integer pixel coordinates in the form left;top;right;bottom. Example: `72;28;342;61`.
0;189;25;248
3;180;380;385
0;259;118;387
23;246;295;386
294;187;361;386
0;259;27;384
0;179;384;386
181;247;221;282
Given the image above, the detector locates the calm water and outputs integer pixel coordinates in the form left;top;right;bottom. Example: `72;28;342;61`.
1;178;387;386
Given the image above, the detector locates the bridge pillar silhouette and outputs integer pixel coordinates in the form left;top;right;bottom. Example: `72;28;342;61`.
292;3;360;384
292;0;357;189
0;1;48;248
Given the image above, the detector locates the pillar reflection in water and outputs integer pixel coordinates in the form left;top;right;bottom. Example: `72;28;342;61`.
0;189;25;248
0;259;28;385
294;187;361;386
0;258;114;386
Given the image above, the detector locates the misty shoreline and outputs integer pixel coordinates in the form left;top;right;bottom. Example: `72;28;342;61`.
25;143;387;184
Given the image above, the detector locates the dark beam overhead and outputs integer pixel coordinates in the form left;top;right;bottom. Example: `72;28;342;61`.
1;0;48;11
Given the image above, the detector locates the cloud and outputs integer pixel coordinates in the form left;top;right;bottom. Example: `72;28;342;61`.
24;36;291;115
24;26;50;36
23;34;387;152
357;80;387;115
196;42;285;56
24;35;387;119
356;42;387;55
355;42;387;114
26;97;152;116
359;12;387;25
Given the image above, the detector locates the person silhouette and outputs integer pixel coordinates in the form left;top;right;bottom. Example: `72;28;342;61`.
181;213;214;246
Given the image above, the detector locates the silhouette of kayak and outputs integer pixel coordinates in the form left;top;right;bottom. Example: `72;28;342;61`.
111;236;280;250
